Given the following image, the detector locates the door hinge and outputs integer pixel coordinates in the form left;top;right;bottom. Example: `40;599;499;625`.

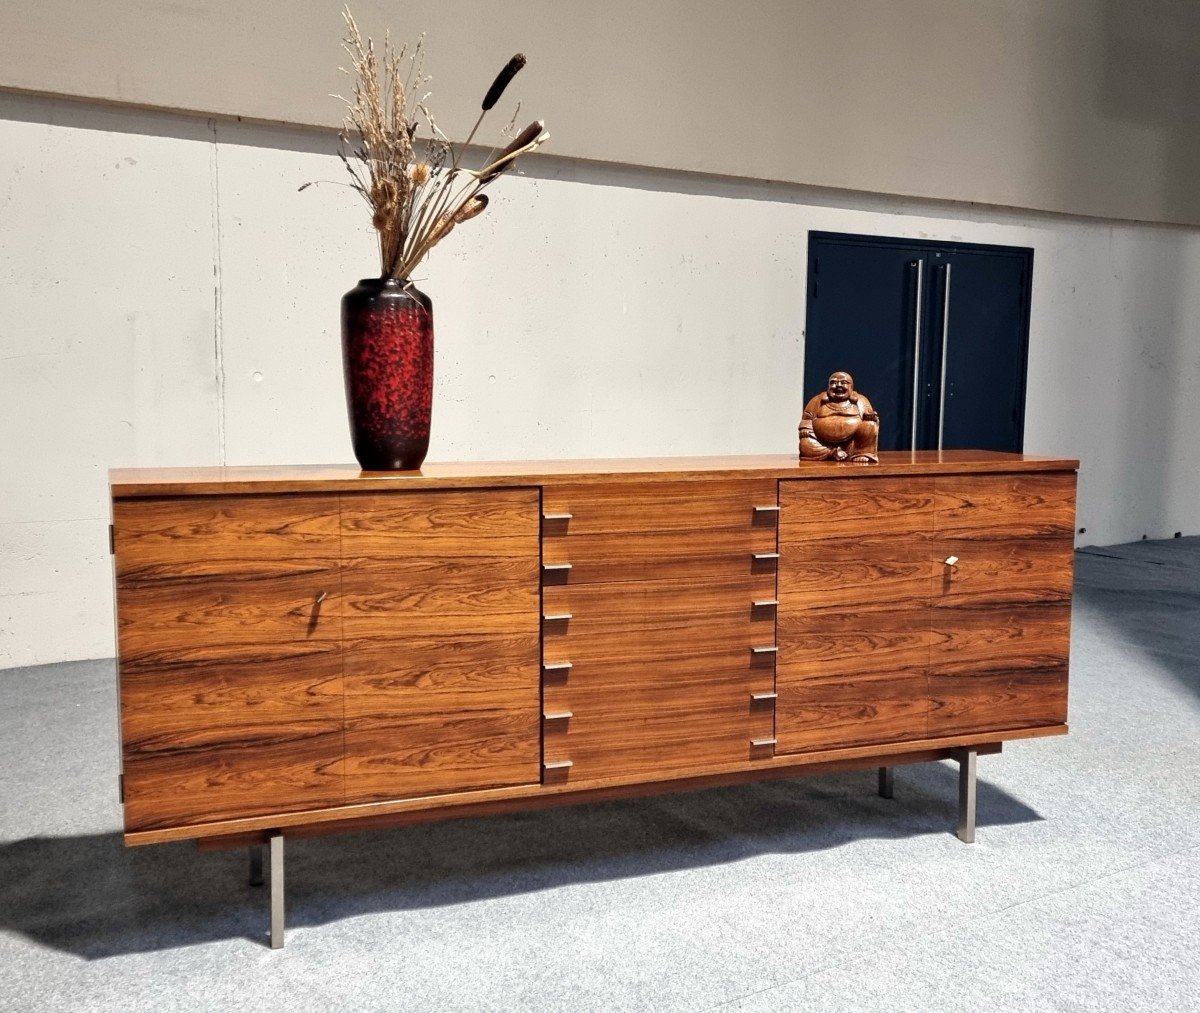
118;773;125;804
108;523;115;555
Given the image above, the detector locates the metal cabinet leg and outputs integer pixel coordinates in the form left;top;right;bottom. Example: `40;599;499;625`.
249;845;264;887
269;833;285;948
953;749;977;844
878;766;894;799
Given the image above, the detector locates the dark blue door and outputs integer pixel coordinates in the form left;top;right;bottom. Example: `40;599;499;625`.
805;233;1032;452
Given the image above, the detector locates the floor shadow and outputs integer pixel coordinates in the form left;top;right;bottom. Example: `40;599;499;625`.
1074;536;1200;698
0;763;1039;958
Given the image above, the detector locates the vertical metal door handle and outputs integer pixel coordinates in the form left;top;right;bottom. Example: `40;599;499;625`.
911;259;925;450
938;263;953;451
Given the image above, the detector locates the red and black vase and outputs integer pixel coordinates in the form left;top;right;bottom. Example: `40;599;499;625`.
340;277;434;471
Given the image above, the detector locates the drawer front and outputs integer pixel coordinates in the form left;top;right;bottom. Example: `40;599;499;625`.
542;480;778;584
341;489;542;804
541;479;779;781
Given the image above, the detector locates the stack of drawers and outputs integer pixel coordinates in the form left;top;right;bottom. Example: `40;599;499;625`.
539;479;781;783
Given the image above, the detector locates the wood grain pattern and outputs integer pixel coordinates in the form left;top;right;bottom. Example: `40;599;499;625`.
932;473;1078;540
110;459;1077;845
110;451;1079;498
340;489;542;805
120;648;345;831
541;480;778;782
927;474;1076;735
153;730;1046;847
115;495;346;829
775;670;929;751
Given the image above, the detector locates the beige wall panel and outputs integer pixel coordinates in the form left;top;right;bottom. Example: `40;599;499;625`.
1;1;1199;225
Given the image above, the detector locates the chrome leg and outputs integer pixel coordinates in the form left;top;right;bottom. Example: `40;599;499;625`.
249;845;264;887
878;766;894;799
953;749;977;844
269;833;285;948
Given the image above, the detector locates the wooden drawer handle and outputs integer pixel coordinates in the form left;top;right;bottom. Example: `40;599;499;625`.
543;759;573;770
542;661;573;672
751;645;778;654
543;710;573;720
750;691;778;701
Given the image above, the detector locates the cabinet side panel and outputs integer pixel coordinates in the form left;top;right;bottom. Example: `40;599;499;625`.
341;489;542;804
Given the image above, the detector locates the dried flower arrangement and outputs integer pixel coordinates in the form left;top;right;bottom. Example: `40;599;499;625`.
307;7;549;281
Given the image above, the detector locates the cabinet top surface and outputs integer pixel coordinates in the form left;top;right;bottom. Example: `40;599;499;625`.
110;451;1078;498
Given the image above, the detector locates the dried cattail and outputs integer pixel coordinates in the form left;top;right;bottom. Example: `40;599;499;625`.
478;120;545;183
481;54;526;111
453;194;489;223
320;8;545;279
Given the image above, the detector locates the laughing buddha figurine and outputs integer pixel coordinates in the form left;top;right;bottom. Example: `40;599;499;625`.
798;371;880;464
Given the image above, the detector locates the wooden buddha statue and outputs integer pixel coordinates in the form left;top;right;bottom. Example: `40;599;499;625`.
798;370;880;464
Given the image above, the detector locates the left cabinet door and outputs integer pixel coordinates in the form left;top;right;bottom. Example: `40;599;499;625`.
114;494;345;833
340;489;542;804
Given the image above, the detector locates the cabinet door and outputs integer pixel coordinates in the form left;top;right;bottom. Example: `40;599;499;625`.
929;473;1075;735
776;477;936;753
341;489;541;804
540;480;779;781
115;495;344;833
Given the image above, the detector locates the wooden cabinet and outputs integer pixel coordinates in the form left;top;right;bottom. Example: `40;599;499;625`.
540;480;778;782
775;471;1075;754
109;452;1077;849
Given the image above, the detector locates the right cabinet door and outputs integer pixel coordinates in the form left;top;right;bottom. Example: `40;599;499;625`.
929;472;1076;735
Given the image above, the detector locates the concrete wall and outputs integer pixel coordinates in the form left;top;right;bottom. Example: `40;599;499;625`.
2;91;1199;668
3;1;1200;225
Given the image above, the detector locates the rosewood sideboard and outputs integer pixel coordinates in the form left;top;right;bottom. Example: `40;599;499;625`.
109;451;1077;946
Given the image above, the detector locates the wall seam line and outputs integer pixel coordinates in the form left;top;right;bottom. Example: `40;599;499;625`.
209;116;227;465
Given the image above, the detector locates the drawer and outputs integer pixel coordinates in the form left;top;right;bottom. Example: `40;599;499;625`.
542;480;778;584
542;480;778;535
541;574;778;627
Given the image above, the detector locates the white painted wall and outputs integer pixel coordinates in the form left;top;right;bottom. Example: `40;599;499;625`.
3;92;1199;668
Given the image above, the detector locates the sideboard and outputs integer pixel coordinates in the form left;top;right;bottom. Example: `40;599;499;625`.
109;451;1077;946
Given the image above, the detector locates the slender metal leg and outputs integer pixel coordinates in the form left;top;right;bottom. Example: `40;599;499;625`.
269;832;285;948
878;766;894;799
953;748;977;844
249;845;264;887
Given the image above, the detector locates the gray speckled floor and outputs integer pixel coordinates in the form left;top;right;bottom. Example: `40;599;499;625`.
1;537;1198;1012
